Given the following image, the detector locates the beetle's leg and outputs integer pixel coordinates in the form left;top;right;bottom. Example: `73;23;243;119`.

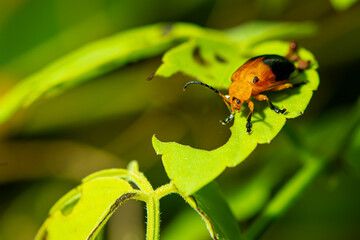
270;83;293;92
221;112;234;125
254;94;286;114
222;95;232;113
270;80;308;92
246;100;254;134
285;41;298;60
285;41;310;71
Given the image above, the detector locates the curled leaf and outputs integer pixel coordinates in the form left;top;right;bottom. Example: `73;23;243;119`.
182;183;242;240
35;177;137;240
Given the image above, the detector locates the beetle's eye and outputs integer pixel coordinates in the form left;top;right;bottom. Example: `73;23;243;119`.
236;99;241;104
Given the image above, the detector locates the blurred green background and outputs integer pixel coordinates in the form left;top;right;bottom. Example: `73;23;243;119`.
0;0;359;239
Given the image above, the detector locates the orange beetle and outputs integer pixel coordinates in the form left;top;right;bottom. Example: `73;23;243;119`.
184;41;310;134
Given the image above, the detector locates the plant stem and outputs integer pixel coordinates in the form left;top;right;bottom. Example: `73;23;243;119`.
155;182;178;198
127;162;182;240
145;196;161;240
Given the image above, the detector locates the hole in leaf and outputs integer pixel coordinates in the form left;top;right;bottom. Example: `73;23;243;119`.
39;230;47;240
162;24;174;35
214;54;227;63
193;47;208;66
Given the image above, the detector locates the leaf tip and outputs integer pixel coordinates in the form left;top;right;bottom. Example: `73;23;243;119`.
127;160;139;172
152;134;163;154
146;72;155;81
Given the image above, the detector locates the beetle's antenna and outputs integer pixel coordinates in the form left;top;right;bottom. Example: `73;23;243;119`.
184;81;234;122
184;80;232;111
184;81;223;97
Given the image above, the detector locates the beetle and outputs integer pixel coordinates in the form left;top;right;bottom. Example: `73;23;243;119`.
184;41;310;134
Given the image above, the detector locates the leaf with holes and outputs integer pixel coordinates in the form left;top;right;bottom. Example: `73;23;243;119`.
153;40;319;195
35;177;137;240
155;37;246;88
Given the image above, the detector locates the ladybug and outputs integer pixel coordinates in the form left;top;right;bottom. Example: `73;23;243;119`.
184;41;310;134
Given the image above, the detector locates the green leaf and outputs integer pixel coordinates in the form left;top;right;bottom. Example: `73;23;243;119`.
156;37;244;89
153;40;319;195
226;21;317;48
329;0;358;11
35;177;137;240
0;23;218;124
36;163;163;240
183;182;242;240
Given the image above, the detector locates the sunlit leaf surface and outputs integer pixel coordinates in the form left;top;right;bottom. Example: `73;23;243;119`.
153;41;319;195
156;37;244;88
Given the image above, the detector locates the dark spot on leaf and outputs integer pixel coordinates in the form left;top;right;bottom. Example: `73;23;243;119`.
146;72;155;81
215;54;227;63
162;24;174;35
41;231;48;240
193;47;207;66
206;74;215;80
0;161;8;166
253;76;259;84
87;192;137;240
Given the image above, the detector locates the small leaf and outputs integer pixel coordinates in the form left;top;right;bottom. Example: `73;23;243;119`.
153;40;319;195
35;177;137;240
183;182;242;240
329;0;358;11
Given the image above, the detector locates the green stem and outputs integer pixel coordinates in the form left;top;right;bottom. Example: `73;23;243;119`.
155;182;177;198
145;196;161;240
127;162;177;240
145;182;179;240
127;161;155;193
